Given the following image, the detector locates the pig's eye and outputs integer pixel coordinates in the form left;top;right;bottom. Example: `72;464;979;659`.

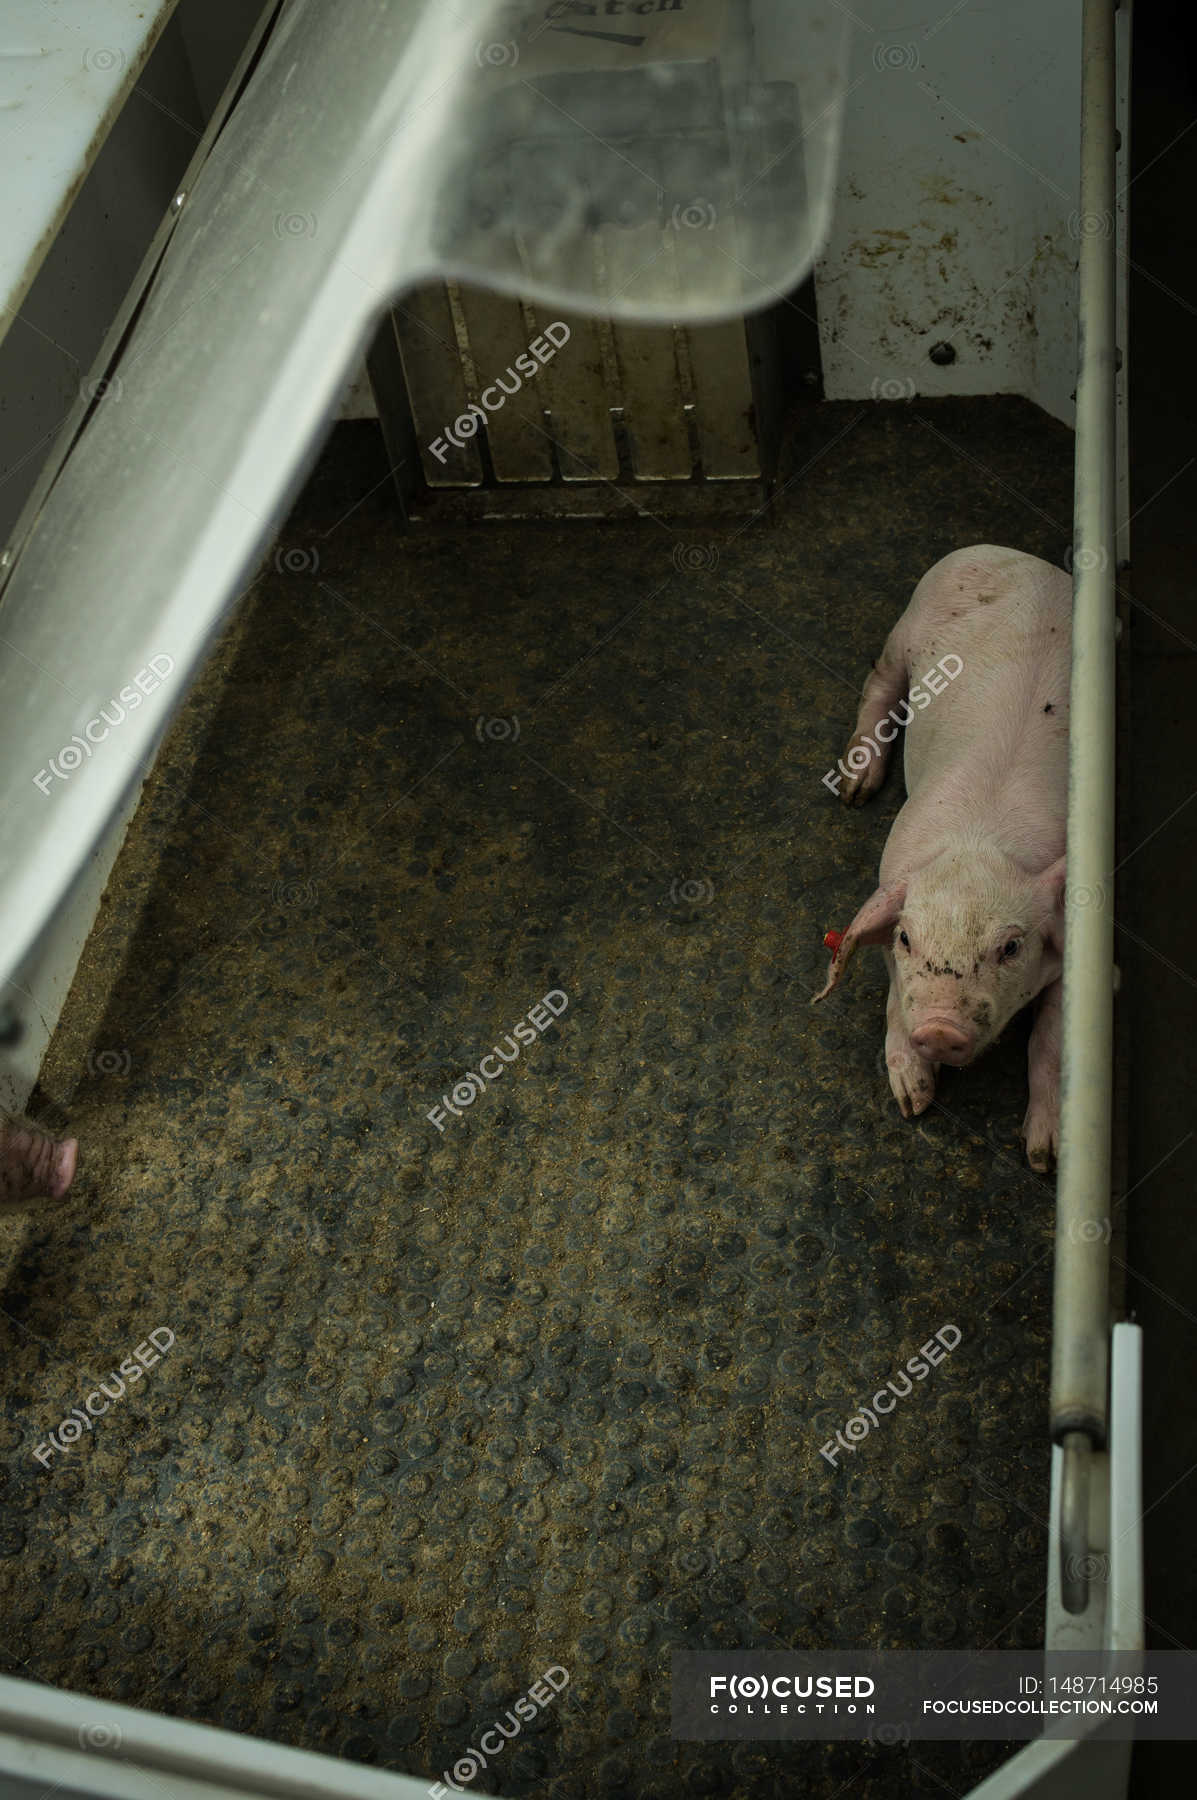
1000;938;1022;960
898;930;911;950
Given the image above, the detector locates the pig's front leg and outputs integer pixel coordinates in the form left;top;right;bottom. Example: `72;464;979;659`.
839;635;908;806
1022;977;1062;1172
883;949;938;1118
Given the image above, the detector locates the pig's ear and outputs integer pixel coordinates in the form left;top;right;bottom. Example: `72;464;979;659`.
811;881;906;1004
1033;854;1067;956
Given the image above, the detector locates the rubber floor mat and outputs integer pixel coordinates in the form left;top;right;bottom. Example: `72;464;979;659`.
2;397;1075;1799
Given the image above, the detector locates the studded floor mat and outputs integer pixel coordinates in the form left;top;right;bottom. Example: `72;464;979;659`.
2;398;1075;1799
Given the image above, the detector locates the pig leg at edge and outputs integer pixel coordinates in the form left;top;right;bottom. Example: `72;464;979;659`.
1022;977;1062;1172
883;950;938;1118
840;633;908;807
0;1117;78;1211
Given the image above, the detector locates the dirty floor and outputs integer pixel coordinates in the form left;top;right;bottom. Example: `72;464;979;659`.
2;396;1074;1798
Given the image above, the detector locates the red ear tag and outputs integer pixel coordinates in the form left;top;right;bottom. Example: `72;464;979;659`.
823;929;844;957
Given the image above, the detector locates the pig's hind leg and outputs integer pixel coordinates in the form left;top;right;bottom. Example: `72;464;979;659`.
883;949;938;1118
839;629;909;807
1022;977;1062;1172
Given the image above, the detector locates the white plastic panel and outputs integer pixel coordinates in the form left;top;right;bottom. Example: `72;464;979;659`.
0;1;181;329
0;1673;464;1800
814;0;1082;425
963;1325;1142;1800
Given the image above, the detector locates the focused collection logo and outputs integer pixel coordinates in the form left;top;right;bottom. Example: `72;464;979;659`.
822;654;964;796
820;1325;962;1466
710;1673;876;1712
425;989;569;1131
429;1666;569;1795
33;655;175;794
33;1328;176;1466
429;325;570;462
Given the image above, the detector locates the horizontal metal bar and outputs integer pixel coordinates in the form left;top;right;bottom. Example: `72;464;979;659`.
0;1671;447;1800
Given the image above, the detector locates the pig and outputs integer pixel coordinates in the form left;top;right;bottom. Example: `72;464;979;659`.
0;1114;77;1213
812;545;1069;1172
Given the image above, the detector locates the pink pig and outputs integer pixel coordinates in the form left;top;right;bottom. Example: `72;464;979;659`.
813;545;1069;1171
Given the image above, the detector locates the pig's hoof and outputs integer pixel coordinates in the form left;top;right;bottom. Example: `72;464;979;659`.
1022;1101;1059;1173
887;1045;937;1118
840;761;883;808
0;1124;78;1208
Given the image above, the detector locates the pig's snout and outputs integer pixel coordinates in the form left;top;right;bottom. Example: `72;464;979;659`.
910;1016;976;1065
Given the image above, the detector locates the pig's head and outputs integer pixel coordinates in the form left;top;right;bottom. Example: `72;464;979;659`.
812;842;1066;1066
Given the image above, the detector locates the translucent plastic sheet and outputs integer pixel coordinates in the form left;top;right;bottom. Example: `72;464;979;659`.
423;0;849;318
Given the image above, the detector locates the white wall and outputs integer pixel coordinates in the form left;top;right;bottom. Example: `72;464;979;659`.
812;0;1082;425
